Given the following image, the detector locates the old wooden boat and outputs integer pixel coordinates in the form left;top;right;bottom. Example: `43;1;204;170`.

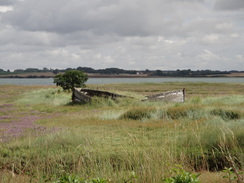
72;88;127;103
143;89;185;102
73;88;185;103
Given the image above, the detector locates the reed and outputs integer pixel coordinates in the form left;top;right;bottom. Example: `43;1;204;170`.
0;83;243;182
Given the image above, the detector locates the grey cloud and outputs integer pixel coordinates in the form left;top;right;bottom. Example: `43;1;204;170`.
0;25;61;48
3;0;203;36
0;0;244;71
0;0;17;5
214;0;244;10
3;0;157;35
184;19;234;36
173;0;203;2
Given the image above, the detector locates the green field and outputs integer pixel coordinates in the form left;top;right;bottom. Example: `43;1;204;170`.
0;82;244;183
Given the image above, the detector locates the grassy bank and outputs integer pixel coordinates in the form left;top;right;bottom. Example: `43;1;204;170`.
0;83;243;182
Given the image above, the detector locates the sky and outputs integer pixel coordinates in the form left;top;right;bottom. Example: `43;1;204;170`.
0;0;244;71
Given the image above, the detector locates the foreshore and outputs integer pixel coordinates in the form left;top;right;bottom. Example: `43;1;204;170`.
1;72;244;78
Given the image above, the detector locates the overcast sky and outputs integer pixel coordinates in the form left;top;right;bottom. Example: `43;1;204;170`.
0;0;243;71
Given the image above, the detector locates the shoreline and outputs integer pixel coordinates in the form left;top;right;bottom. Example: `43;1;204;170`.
1;71;244;79
0;75;244;78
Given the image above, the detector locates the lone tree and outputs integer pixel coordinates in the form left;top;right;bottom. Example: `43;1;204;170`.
54;70;88;100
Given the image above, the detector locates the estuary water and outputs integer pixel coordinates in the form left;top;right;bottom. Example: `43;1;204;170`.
0;77;243;85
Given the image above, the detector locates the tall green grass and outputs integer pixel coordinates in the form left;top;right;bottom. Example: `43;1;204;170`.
0;85;244;182
16;88;71;106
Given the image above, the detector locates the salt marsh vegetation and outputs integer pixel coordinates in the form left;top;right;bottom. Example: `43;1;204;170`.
0;83;243;182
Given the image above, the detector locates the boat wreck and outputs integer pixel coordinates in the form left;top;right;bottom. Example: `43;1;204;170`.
142;89;185;102
72;89;92;103
72;88;128;103
73;88;185;103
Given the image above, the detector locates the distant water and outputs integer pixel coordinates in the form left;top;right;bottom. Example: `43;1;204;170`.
0;77;243;85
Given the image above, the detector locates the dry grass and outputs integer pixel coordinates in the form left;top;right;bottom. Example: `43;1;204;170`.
199;171;228;183
0;83;243;182
87;82;244;99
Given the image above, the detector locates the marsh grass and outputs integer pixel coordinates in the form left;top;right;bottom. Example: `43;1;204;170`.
210;108;242;120
176;118;244;171
0;83;244;182
120;106;161;120
16;88;71;106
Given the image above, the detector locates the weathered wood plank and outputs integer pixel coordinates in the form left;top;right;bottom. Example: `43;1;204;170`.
73;88;185;104
143;89;185;102
72;89;92;103
80;88;127;99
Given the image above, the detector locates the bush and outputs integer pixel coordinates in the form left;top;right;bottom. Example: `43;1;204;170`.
163;166;200;183
54;70;88;91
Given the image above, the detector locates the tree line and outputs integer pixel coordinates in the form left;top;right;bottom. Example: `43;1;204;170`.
0;67;243;77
